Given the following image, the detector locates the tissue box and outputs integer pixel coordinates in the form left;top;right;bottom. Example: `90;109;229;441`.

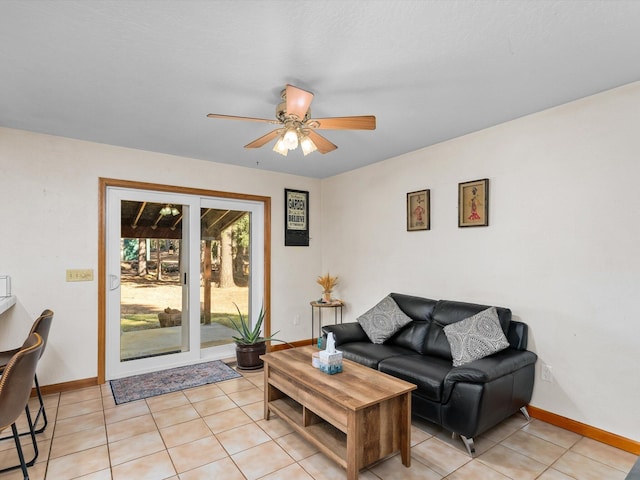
0;275;10;297
318;350;343;375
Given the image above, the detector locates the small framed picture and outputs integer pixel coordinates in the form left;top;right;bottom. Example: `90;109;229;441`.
407;189;430;231
285;188;309;246
458;179;489;227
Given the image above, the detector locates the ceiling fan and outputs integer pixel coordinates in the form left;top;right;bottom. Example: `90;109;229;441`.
207;84;376;156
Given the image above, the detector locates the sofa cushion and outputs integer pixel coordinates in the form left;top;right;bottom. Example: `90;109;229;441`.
379;355;452;402
387;320;429;354
357;295;413;344
338;342;415;369
443;307;510;367
389;293;437;321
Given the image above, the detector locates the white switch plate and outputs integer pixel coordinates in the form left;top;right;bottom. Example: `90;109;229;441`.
0;275;10;296
66;269;94;282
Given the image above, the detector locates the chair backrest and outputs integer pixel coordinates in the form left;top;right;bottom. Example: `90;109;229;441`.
0;333;44;432
28;309;53;359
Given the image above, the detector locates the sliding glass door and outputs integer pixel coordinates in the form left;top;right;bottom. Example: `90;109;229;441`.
105;187;264;379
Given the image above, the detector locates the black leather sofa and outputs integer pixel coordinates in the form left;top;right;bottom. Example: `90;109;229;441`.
321;293;538;455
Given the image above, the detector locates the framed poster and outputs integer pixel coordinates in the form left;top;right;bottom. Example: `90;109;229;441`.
285;188;309;246
407;189;430;231
458;178;489;227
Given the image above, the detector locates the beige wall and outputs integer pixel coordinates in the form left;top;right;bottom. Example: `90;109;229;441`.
0;128;322;385
321;82;640;441
1;81;639;442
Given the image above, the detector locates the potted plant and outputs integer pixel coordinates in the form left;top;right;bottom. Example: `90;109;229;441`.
229;303;281;370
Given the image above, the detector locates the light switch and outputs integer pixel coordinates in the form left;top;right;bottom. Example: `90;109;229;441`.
66;269;94;282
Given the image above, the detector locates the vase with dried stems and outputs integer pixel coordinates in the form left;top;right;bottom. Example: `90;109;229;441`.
316;273;338;303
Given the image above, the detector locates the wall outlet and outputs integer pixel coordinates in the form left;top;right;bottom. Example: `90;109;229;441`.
66;269;94;282
541;364;554;382
293;314;300;326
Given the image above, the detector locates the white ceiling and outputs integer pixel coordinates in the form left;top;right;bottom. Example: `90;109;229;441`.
1;1;639;179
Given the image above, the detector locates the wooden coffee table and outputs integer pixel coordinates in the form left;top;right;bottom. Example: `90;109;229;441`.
261;345;416;479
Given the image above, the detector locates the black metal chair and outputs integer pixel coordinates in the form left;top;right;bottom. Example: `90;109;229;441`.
0;309;53;436
0;332;44;480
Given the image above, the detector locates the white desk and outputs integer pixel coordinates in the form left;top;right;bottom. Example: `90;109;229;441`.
0;296;16;315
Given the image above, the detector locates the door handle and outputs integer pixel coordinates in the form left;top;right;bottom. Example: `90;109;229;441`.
109;274;120;291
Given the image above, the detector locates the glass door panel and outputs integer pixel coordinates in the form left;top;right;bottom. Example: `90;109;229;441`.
106;188;196;379
120;200;186;361
200;209;250;350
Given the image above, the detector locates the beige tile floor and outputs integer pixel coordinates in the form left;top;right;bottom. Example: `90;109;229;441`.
0;368;637;480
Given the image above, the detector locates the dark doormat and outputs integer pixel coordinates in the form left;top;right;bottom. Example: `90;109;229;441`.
110;360;241;404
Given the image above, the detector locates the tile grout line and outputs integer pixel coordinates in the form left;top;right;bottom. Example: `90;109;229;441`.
144;392;179;479
101;388;114;479
41;393;59;480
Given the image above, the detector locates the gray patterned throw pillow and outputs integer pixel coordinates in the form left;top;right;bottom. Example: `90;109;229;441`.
357;295;413;344
443;306;510;367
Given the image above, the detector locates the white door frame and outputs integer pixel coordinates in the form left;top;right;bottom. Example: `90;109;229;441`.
105;187;265;380
106;187;199;379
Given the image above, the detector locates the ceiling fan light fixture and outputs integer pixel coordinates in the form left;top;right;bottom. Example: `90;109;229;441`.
160;204;180;216
273;136;288;156
300;135;317;156
283;128;299;150
207;84;375;156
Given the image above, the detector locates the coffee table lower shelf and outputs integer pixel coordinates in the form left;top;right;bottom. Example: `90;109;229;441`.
268;397;348;469
262;346;415;480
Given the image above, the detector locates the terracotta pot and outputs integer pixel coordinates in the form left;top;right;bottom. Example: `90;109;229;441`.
235;341;267;371
322;290;332;303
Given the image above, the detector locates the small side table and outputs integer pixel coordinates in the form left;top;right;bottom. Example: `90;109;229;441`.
310;300;344;346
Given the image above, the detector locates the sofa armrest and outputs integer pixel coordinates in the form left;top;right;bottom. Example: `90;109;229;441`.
322;322;369;347
442;349;537;402
507;320;528;350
